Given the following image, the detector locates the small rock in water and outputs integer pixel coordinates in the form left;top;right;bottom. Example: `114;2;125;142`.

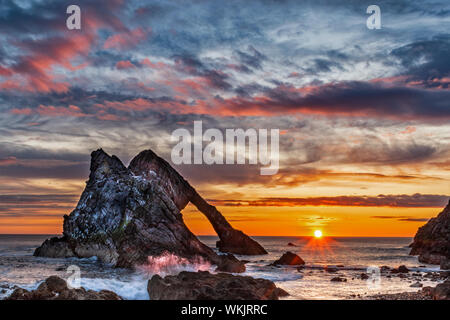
325;266;338;273
391;265;409;273
270;252;305;266
287;242;297;247
360;273;369;280
380;266;391;272
330;277;347;282
410;282;423;288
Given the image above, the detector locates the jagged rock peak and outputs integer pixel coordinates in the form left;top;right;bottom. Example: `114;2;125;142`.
88;148;128;182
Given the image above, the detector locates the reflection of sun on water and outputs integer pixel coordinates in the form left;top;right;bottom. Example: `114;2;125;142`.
314;230;323;238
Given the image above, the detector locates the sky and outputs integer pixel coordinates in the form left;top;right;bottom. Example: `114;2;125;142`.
0;0;449;236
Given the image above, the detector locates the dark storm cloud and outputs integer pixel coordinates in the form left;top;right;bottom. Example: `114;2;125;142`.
391;35;450;87
227;81;450;119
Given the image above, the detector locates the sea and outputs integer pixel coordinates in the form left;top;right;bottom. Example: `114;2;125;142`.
0;235;443;300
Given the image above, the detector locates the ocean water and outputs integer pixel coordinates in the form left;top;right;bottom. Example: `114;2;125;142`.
0;235;443;300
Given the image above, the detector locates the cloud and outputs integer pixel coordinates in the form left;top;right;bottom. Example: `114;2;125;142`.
104;27;150;50
206;82;450;119
391;35;450;87
116;60;136;70
0;157;17;166
371;216;430;222
209;194;449;208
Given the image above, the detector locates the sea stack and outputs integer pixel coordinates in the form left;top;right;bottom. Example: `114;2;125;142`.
409;200;450;270
34;149;267;270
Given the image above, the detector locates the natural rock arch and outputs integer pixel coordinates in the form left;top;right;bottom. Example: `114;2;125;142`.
35;149;266;271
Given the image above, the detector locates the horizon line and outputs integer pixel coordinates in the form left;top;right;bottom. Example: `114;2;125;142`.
0;233;414;238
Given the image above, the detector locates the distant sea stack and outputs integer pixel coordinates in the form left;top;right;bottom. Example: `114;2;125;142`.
34;149;267;270
410;200;450;270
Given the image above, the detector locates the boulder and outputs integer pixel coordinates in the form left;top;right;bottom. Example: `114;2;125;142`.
6;276;121;300
423;279;450;300
270;252;305;266
34;149;264;271
215;254;246;273
410;200;450;269
148;271;289;300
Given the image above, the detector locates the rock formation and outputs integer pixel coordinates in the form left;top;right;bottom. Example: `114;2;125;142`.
148;271;289;300
35;149;267;271
6;276;122;300
270;251;305;266
409;200;450;270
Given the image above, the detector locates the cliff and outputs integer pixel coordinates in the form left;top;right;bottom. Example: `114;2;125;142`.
410;200;450;270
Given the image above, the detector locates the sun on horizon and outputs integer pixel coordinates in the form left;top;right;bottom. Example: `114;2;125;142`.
314;230;323;238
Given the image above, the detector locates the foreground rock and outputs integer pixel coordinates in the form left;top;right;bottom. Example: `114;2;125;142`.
410;199;450;269
6;276;121;300
423;279;450;300
148;271;289;300
367;279;450;300
35;149;266;271
270;252;305;266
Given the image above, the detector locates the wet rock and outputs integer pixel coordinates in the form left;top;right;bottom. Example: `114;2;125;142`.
422;279;450;300
410;282;423;288
330;277;347;282
215;254;246;273
148;271;289;300
270;252;305;266
380;266;391;272
287;242;297;247
325;266;338;273
360;273;369;280
410;199;450;270
34;149;265;271
391;265;409;273
6;276;122;300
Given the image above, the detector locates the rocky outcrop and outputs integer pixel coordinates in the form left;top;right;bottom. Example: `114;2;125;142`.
270;252;305;266
34;149;266;272
409;200;450;269
147;271;289;300
6;276;122;300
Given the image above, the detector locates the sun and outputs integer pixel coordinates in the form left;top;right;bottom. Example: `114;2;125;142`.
314;230;323;238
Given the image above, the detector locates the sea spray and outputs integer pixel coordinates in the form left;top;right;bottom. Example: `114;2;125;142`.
137;252;212;277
